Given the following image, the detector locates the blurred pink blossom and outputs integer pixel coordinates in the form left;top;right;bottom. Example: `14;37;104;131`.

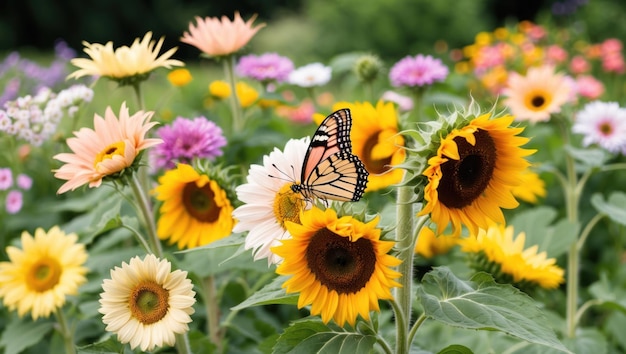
575;76;605;100
569;55;590;74
5;190;22;214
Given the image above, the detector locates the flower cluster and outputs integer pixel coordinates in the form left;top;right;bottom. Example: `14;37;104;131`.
0;168;32;214
0;85;94;146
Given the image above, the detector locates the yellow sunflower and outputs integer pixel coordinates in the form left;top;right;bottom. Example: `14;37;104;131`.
414;226;459;259
153;163;235;249
458;224;564;290
418;113;534;236
273;207;402;327
0;227;88;319
317;101;405;191
502;65;571;123
511;168;546;204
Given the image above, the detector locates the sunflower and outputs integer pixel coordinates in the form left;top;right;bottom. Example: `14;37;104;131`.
0;226;88;319
272;207;402;327
511;168;546;204
458;224;564;290
53;102;162;194
99;254;196;351
68;32;183;85
418;113;534;236
232;138;309;265
502;65;571;123
318;101;405;191
153;163;235;249
414;226;459;259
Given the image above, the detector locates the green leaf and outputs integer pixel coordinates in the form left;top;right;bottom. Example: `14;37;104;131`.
562;328;607;354
416;267;569;353
76;336;133;354
273;319;376;354
564;145;609;167
510;206;579;258
175;232;246;253
231;275;298;311
437;344;474;354
591;192;626;226
0;318;53;354
588;273;626;314
180;243;261;278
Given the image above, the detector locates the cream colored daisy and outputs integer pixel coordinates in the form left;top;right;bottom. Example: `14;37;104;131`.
99;254;196;352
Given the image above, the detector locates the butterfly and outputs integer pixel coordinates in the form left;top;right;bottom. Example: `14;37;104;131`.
290;108;369;202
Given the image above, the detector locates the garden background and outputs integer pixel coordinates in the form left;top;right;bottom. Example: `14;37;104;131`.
1;0;626;353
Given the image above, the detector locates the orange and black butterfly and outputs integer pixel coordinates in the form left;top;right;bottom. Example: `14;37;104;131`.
291;108;369;202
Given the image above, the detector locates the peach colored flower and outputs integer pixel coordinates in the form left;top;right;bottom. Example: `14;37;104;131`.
68;32;183;81
181;12;265;57
53;102;162;194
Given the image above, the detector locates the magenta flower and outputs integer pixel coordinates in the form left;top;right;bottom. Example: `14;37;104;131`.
389;54;448;88
5;190;22;214
152;116;227;170
236;53;294;83
17;173;33;190
0;168;12;190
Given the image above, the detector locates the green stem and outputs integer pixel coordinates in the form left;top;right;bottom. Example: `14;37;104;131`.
574;299;602;326
127;173;163;256
131;82;145;110
577;213;604;252
376;335;394;354
204;275;222;352
223;55;243;133
175;332;193;354
389;298;407;354
54;308;76;354
407;313;427;347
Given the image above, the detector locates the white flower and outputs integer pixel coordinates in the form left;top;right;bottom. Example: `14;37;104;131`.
572;101;626;154
99;254;196;352
288;62;332;88
232;137;310;265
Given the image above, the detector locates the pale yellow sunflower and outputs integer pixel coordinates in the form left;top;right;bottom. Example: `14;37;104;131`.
502;65;571;123
316;101;405;192
458;224;564;289
418;113;534;236
153;163;235;249
0;227;88;319
273;207;402;327
68;32;183;84
99;254;196;351
53;102;162;194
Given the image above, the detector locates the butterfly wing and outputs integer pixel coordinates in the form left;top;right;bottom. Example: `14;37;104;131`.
297;108;369;202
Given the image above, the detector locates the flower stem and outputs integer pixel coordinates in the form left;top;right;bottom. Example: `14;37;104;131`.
203;275;222;352
223;55;243;133
394;182;415;353
131;82;145;110
54;308;76;354
127;173;163;257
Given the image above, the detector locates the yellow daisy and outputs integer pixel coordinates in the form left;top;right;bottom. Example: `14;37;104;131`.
273;207;402;327
167;68;192;87
99;254;196;351
414;226;459;259
209;80;231;99
418;113;534;236
502;65;571;123
458;224;564;289
68;32;183;84
511;168;546;204
153;163;235;249
0;227;88;319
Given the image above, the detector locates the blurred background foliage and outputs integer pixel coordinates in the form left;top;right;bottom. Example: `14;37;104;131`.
1;0;624;65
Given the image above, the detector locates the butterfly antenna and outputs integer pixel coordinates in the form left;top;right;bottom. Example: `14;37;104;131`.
268;163;295;182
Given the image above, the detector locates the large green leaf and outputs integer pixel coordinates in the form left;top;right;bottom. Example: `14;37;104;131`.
76;336;133;354
509;206;579;258
232;275;298;311
564;145;610;168
416;267;569;353
591;192;626;227
273;319;376;354
0;318;53;354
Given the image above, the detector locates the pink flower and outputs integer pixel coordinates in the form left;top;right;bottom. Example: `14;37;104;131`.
546;45;568;64
16;174;32;190
381;91;414;112
5;190;22;214
181;12;265;57
389;54;448;87
276;100;315;124
575;76;605;100
569;55;590;74
0;168;12;190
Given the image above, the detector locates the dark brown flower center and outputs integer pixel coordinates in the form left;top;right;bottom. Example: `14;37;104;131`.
531;95;545;108
437;129;496;209
362;131;392;174
129;280;169;324
183;182;220;222
305;228;376;294
599;122;613;135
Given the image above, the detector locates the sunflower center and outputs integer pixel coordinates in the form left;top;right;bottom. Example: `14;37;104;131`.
182;182;220;222
437;129;496;209
129;280;169;325
363;131;392;174
305;228;376;294
527;92;550;111
94;141;126;168
27;257;62;292
274;184;304;228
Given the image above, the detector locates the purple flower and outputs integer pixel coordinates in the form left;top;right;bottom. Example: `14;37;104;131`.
17;173;33;190
389;54;449;88
0;168;12;190
5;190;23;214
236;53;294;83
152;116;227;170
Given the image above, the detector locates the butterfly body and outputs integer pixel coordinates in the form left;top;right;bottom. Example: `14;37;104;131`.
291;108;368;202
